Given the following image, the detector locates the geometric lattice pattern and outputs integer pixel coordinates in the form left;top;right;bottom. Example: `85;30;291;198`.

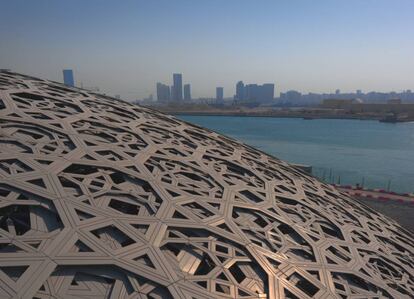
0;71;413;299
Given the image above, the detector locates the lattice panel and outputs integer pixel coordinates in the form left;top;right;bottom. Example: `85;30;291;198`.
0;71;413;299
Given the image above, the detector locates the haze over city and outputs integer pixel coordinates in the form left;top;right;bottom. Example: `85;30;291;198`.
1;1;414;297
1;0;413;100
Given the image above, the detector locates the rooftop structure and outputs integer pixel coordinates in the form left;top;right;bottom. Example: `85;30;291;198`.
0;70;413;298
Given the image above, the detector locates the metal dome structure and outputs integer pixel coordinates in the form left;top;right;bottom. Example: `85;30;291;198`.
0;71;413;299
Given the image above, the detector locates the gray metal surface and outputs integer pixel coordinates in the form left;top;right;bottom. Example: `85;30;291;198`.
0;71;413;298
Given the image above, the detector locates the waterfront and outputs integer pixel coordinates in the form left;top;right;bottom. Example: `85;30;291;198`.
177;115;414;194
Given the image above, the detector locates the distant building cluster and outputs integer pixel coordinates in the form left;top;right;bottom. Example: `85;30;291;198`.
280;89;414;106
152;73;414;107
156;73;192;103
155;74;276;105
234;81;275;103
60;68;414;106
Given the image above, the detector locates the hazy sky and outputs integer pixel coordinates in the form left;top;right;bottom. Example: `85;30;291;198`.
1;0;413;100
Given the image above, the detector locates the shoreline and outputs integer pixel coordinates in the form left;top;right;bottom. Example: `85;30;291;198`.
173;113;414;195
163;110;414;122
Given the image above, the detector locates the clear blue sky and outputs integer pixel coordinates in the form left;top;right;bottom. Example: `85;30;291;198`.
1;0;413;99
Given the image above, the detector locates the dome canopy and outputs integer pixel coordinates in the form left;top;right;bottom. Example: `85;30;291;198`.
0;71;413;299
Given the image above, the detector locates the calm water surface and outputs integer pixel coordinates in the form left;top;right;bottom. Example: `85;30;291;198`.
177;115;414;193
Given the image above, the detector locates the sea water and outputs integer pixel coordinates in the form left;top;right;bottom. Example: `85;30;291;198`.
177;115;414;194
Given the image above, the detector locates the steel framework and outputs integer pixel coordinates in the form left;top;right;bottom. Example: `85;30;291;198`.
0;71;413;298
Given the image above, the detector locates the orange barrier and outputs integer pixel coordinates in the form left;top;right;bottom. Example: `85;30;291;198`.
333;184;414;205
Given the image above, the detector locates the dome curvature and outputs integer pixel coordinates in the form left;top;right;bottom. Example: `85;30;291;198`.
0;71;413;298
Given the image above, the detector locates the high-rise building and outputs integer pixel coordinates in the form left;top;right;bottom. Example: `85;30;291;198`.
184;84;191;101
156;83;170;102
63;69;74;87
172;73;183;101
245;84;259;101
261;84;275;101
235;81;244;100
335;89;340;95
216;87;224;101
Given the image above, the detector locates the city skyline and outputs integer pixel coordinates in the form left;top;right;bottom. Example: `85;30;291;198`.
68;69;414;103
1;1;413;100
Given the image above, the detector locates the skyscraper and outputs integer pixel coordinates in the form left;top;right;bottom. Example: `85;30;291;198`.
172;73;183;101
63;69;74;87
216;87;224;101
156;82;170;102
184;84;191;101
235;81;244;101
261;83;275;101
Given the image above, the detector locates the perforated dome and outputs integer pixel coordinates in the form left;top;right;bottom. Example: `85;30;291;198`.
0;71;413;299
